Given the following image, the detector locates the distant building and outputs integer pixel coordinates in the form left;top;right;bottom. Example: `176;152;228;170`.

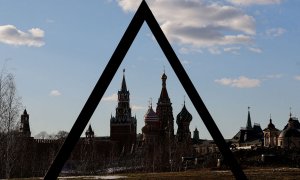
278;113;300;149
263;115;280;147
231;107;263;148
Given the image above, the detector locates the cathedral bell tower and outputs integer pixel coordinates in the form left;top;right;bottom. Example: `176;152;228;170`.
156;71;174;138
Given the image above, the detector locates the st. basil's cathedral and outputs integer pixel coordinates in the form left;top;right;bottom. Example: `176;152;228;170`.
109;69;193;169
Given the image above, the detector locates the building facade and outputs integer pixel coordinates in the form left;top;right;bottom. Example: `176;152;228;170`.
263;116;280;147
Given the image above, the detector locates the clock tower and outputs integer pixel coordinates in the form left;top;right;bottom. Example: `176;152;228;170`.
110;69;137;154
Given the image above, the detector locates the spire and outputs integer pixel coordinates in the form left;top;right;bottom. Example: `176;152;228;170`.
161;71;167;88
246;107;252;129
88;124;93;132
183;95;186;107
121;68;127;91
290;107;292;118
85;124;94;138
159;70;169;100
267;114;276;129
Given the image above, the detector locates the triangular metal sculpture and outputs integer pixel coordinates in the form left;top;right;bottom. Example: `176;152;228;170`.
45;1;246;179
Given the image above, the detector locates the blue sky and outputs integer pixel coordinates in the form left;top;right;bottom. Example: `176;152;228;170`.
0;0;299;139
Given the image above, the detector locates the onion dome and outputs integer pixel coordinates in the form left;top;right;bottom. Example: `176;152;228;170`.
161;72;167;81
176;103;192;124
144;105;159;122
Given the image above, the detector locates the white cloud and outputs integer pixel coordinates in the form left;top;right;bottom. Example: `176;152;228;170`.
132;105;146;111
266;27;286;37
180;60;190;65
117;0;255;52
215;76;261;88
49;90;62;96
46;19;55;23
208;47;221;54
224;47;240;54
228;0;283;6
266;74;283;79
179;47;202;54
103;93;118;101
248;47;262;53
294;76;300;81
0;25;45;47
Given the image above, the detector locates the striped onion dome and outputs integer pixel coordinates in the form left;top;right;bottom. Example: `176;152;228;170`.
144;105;159;122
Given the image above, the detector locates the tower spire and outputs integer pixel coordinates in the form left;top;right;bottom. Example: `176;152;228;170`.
121;68;127;91
148;97;153;108
246;106;252;129
159;70;169;99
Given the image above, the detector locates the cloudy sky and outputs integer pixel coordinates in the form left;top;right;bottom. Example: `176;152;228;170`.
0;0;299;139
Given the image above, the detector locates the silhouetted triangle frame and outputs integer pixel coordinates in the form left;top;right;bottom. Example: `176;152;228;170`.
44;1;246;179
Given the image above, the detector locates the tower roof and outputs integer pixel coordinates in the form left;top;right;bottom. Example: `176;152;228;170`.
263;115;279;131
144;104;159;122
23;109;28;115
158;71;170;102
176;103;192;124
85;124;94;136
246;107;252;129
121;69;127;92
267;118;275;129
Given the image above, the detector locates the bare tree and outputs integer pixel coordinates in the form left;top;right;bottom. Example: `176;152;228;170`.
0;67;22;178
55;130;69;140
34;131;50;139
